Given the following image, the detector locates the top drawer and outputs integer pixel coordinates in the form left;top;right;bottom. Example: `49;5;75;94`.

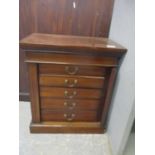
39;64;107;77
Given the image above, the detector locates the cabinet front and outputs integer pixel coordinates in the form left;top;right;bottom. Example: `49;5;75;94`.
38;61;110;123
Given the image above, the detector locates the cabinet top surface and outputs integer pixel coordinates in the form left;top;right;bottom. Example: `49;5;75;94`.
20;33;127;55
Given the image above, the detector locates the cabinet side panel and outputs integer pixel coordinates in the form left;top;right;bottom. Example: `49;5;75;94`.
27;63;40;123
101;68;117;126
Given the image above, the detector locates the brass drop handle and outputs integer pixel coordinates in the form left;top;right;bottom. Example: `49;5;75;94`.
64;102;76;109
64;79;78;87
64;90;77;99
65;66;79;75
64;113;75;121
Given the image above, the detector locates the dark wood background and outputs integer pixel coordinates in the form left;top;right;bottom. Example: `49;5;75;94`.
19;0;114;101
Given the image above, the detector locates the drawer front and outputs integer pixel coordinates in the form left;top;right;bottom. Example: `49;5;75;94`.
39;64;107;77
39;75;104;88
40;98;101;110
41;110;100;122
40;87;103;99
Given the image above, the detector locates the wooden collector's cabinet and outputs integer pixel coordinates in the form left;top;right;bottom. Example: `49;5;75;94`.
20;33;126;133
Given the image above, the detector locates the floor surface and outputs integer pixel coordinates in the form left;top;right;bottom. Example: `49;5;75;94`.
123;133;135;155
19;102;112;155
19;102;134;155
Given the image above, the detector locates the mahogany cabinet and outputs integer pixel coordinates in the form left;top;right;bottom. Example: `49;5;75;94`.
19;0;115;100
20;33;126;133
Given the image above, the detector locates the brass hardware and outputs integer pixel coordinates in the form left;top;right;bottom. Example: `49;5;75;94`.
64;102;68;106
64;79;78;87
64;102;76;108
64;79;68;84
64;113;75;121
65;66;79;75
64;90;77;99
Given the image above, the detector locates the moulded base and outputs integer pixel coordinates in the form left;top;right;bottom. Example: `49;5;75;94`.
30;121;105;133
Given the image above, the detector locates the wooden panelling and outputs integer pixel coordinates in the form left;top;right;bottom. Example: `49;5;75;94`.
19;0;36;100
19;0;115;100
36;0;114;36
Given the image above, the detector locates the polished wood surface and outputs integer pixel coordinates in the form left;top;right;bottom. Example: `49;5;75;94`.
20;33;125;49
40;87;103;99
19;0;115;100
39;75;104;88
25;52;118;66
39;64;107;77
30;122;105;133
20;33;127;133
20;33;126;54
41;110;100;122
28;0;114;37
27;63;40;123
19;0;36;100
101;67;117;125
40;98;101;110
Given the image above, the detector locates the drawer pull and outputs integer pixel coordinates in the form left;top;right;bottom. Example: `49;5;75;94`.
65;66;79;75
64;102;76;108
64;90;77;99
64;79;78;87
64;113;75;121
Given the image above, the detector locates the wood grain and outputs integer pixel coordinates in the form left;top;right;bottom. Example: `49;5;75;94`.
25;52;118;66
40;87;103;99
27;63;40;123
19;0;116;101
19;0;36;100
39;75;105;88
39;64;107;77
30;122;105;133
20;33;126;54
41;109;100;122
40;98;101;110
35;0;114;37
21;33;127;133
101;67;117;125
